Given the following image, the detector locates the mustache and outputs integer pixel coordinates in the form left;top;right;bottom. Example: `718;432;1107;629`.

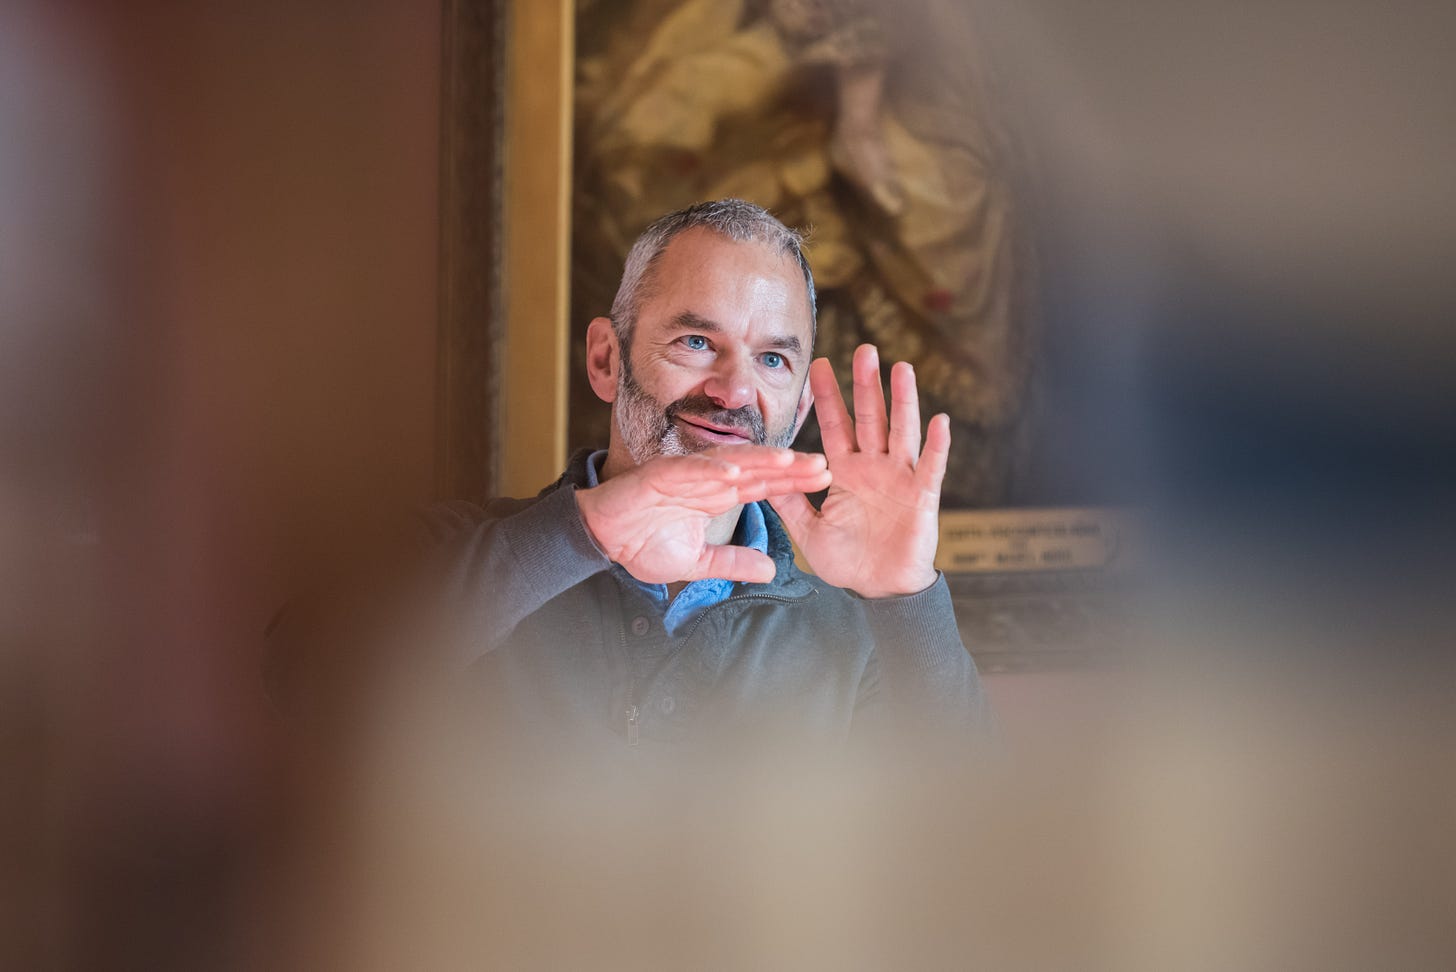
665;394;766;445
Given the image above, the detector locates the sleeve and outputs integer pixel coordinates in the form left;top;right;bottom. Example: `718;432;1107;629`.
436;484;611;667
851;572;996;743
264;485;611;718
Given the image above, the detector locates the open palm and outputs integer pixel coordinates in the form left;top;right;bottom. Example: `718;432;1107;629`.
770;345;949;599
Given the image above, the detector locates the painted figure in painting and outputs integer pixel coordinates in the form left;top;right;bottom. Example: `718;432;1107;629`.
571;0;1033;506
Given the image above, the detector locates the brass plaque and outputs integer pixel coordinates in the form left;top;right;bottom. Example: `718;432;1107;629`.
936;508;1131;574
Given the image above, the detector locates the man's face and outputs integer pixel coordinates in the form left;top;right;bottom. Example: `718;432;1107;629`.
606;229;815;466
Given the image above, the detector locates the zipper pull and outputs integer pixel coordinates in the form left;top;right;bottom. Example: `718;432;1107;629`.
625;704;640;746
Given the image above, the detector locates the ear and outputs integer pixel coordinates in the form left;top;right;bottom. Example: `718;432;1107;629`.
790;373;814;439
585;316;620;403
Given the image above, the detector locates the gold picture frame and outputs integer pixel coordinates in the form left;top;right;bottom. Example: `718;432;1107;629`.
437;0;576;501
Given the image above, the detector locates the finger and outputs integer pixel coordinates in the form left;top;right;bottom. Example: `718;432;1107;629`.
914;412;952;500
852;344;888;454
687;544;776;584
680;446;827;478
650;454;743;486
738;449;828;477
887;360;922;465
809;357;856;457
700;444;796;468
666;459;830;504
663;482;745;515
667;477;742;500
699;453;828;488
649;450;794;489
737;468;833;503
765;491;818;542
654;457;828;507
761;466;834;494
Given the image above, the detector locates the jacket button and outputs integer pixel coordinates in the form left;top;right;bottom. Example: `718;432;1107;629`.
658;695;676;714
630;616;650;636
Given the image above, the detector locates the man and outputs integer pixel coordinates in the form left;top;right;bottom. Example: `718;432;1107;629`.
440;199;988;754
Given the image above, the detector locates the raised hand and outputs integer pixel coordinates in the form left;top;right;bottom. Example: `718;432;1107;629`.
769;344;949;599
576;446;832;585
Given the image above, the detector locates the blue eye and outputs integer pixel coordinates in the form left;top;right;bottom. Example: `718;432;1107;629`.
762;352;785;369
682;335;709;351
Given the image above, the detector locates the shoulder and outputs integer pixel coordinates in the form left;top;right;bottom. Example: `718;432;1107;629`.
417;495;539;542
418;448;597;544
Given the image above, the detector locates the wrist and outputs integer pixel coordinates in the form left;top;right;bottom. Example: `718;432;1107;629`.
572;486;609;556
852;569;939;601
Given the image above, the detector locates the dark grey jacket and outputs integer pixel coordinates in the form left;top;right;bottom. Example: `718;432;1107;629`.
432;451;990;756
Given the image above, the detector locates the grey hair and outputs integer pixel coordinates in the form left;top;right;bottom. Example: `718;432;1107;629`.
608;199;817;354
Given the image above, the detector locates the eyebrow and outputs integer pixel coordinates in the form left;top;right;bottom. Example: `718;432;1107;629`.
667;311;804;355
667;311;722;334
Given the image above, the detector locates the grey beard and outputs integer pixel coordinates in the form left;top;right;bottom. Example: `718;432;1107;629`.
614;363;688;464
613;357;795;464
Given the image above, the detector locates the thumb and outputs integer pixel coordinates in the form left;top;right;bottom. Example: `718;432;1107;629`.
687;544;776;584
765;491;818;544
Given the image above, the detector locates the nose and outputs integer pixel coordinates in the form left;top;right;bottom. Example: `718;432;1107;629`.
703;353;755;411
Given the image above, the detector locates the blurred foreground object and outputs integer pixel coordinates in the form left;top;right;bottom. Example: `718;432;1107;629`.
5;0;1455;969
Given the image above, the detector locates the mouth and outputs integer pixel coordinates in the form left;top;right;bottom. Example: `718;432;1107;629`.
674;416;756;445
